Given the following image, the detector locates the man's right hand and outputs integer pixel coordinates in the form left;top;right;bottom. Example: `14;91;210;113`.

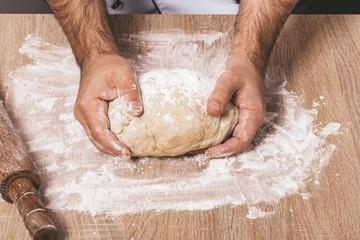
74;54;143;159
45;0;140;158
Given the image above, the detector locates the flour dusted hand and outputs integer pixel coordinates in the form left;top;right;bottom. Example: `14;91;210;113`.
108;69;239;157
74;55;143;159
205;53;266;158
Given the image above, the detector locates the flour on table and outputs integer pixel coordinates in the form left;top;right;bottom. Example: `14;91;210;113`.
4;33;341;217
246;206;275;220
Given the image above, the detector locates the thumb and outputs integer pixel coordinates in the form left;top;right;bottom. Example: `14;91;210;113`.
207;72;237;116
116;71;143;116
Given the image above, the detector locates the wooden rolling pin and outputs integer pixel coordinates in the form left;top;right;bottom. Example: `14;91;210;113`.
0;101;57;240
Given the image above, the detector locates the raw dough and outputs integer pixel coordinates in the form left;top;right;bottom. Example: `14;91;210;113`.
108;69;239;156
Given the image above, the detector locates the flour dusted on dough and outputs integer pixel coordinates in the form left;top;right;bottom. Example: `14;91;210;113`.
108;69;239;156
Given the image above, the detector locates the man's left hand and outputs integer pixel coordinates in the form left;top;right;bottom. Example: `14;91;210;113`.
205;52;266;158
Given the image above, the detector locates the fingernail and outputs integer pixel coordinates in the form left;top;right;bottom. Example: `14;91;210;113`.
126;101;143;115
123;150;131;158
208;101;221;113
205;149;230;159
204;151;211;159
117;150;130;160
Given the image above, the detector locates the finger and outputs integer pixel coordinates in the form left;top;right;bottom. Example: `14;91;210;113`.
188;149;206;155
205;108;263;158
80;99;131;159
91;128;131;160
74;108;115;156
205;137;247;158
207;72;238;116
115;68;143;116
76;109;127;157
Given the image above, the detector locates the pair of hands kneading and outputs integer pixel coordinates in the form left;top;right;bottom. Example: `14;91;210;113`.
46;0;297;160
74;53;266;160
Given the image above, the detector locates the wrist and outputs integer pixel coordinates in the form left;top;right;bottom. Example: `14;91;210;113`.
226;49;265;79
228;46;267;75
81;52;121;72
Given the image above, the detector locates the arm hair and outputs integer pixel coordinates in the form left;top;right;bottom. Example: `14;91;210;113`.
46;0;119;68
233;0;298;72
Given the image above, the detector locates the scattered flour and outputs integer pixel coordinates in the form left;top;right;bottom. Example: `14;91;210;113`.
246;206;275;219
38;97;57;111
4;33;340;217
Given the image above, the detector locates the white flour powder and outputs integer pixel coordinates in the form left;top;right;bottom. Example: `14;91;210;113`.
246;206;275;219
5;33;340;217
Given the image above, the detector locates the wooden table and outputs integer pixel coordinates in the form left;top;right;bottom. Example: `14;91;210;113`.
0;14;360;239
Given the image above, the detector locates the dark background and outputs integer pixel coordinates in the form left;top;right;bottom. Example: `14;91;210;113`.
293;0;360;14
0;0;359;14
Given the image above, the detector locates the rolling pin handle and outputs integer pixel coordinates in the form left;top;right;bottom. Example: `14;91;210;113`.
8;178;57;240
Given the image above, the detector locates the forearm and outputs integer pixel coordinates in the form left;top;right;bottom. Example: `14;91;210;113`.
46;0;119;68
232;0;298;72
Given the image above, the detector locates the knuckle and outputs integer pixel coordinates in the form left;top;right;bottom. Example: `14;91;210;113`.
88;124;102;137
116;66;136;80
215;83;230;93
98;147;110;154
89;136;107;153
73;102;84;121
90;130;103;146
120;89;141;104
76;97;88;110
121;86;138;96
259;110;266;124
212;86;230;101
73;108;80;121
253;108;266;125
254;103;266;125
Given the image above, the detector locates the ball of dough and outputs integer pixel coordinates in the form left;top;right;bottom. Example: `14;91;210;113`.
108;69;239;157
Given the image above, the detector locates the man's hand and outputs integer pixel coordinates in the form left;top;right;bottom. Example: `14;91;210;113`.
206;53;266;158
46;0;143;157
205;0;298;158
74;55;142;158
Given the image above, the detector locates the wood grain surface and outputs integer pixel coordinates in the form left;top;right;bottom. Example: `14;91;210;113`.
0;14;360;240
